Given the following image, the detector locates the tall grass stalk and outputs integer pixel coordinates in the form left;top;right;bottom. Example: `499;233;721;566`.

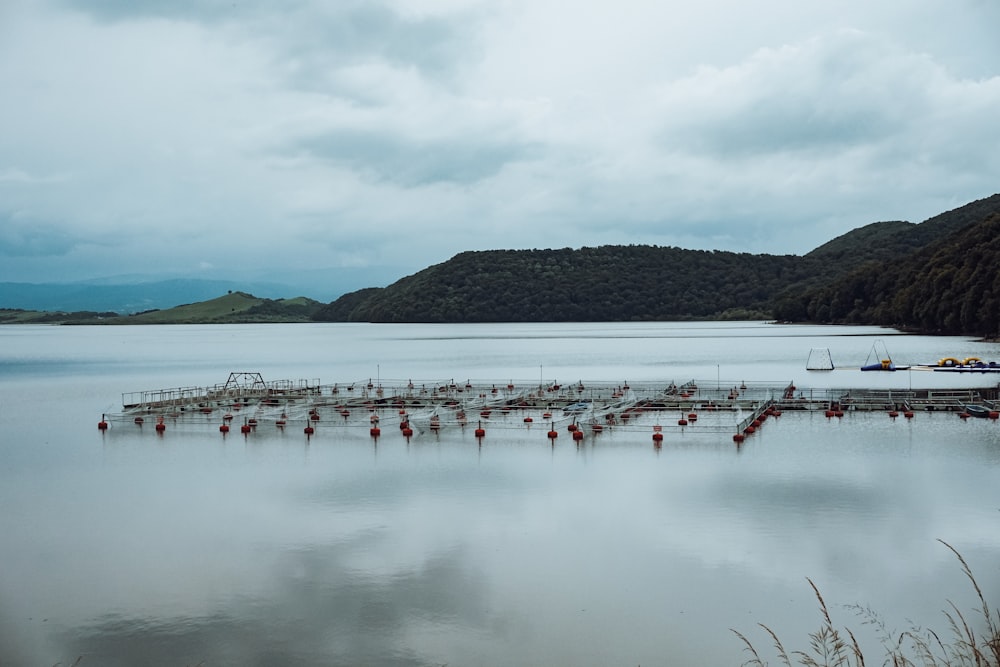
732;540;999;667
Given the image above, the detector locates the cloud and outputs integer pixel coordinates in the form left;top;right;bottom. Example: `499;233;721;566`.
57;0;479;83
293;128;538;186
0;212;80;257
1;0;998;285
658;32;905;157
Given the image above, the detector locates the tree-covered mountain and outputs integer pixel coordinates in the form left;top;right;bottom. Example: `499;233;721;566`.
314;194;1000;332
314;246;806;322
775;211;1000;337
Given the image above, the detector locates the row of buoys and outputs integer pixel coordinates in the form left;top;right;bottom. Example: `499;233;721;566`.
112;415;170;432
733;405;782;444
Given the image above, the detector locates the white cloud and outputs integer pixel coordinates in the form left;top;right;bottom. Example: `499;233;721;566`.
0;0;998;285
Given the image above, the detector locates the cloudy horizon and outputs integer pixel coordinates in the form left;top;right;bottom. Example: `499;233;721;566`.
2;0;998;286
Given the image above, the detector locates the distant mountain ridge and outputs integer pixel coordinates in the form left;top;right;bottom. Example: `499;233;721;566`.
0;279;297;313
0;263;403;313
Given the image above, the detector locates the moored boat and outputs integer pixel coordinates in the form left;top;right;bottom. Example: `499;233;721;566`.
963;404;993;418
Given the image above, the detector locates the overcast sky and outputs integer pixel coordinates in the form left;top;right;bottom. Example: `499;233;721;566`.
2;0;999;286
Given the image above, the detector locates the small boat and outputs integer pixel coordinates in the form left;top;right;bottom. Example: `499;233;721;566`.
861;359;900;371
860;340;908;371
963;404;993;418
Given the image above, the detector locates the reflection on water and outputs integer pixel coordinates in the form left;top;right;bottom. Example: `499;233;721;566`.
1;323;999;666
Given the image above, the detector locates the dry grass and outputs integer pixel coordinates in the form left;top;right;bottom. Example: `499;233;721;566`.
733;540;1000;667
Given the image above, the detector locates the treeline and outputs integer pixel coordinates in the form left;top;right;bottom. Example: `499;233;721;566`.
313;194;1000;336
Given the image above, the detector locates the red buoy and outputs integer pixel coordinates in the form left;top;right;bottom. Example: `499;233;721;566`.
304;425;315;435
220;424;230;433
475;427;486;438
402;427;413;437
572;430;584;441
134;417;144;425
370;427;381;437
155;422;166;432
652;432;664;442
98;416;108;430
547;429;559;439
241;424;252;434
733;433;745;443
524;417;533;423
678;418;688;426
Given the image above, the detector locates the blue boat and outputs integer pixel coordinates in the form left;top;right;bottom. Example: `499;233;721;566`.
860;340;908;371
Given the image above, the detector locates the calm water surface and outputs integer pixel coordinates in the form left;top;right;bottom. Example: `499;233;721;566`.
1;322;999;666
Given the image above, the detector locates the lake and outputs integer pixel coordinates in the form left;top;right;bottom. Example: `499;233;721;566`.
1;321;998;666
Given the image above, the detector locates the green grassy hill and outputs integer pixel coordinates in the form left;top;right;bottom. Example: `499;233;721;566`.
120;292;324;324
2;292;324;324
125;291;263;323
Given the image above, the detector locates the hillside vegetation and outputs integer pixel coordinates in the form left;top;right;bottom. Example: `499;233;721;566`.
776;211;1000;336
116;292;324;324
4;292;324;324
314;194;1000;336
315;247;803;322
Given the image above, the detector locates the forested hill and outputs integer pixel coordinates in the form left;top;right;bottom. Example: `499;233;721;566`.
775;211;1000;336
312;194;1000;334
315;247;807;322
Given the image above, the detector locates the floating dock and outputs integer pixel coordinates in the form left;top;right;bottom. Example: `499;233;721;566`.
97;371;1000;442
